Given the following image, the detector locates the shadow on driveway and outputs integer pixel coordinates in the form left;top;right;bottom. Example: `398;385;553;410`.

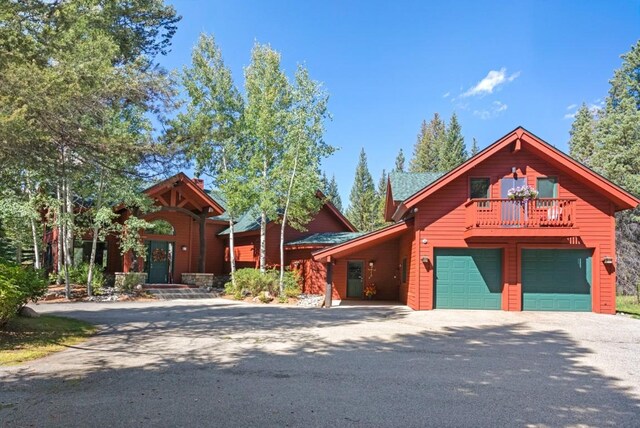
1;302;638;427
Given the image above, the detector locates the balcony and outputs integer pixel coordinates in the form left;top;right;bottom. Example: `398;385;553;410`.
464;198;578;238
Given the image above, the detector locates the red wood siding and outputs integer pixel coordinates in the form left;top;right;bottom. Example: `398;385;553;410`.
411;144;617;313
286;249;327;294
329;239;402;301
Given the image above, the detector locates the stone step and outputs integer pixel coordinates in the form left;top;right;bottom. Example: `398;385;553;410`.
146;288;223;300
142;284;199;290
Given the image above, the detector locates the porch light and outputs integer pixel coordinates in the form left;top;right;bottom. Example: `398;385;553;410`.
181;245;188;252
421;256;430;264
602;256;614;265
368;260;375;268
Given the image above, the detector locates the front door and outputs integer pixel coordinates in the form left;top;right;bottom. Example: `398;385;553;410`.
147;241;172;283
501;177;526;225
347;261;364;298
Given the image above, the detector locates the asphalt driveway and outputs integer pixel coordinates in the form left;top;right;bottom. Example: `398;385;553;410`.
2;299;639;427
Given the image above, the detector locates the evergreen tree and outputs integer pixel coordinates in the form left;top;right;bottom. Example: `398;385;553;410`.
609;40;640;109
568;103;596;165
346;148;378;232
376;169;389;227
394;149;405;172
325;174;342;212
470;138;480;157
568;40;640;297
410;114;445;172
437;112;467;171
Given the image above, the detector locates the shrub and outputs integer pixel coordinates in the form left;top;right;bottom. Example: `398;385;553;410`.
0;259;47;327
51;263;105;295
224;268;302;301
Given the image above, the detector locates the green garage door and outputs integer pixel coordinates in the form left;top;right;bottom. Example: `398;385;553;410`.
435;249;502;309
522;249;592;311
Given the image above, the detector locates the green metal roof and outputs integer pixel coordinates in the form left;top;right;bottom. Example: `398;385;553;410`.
217;205;263;235
389;171;445;201
286;232;364;246
206;190;232;221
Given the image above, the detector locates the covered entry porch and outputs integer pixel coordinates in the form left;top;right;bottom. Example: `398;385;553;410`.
312;221;413;305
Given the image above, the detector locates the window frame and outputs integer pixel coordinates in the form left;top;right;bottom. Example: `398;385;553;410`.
469;177;491;209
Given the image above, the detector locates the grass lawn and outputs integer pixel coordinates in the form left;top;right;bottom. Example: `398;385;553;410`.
617;295;640;318
0;315;96;366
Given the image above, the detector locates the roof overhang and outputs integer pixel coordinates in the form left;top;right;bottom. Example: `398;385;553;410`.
392;127;639;221
144;173;225;215
312;219;413;262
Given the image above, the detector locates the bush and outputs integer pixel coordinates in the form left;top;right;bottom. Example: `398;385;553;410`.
0;259;47;327
224;268;301;301
51;263;105;295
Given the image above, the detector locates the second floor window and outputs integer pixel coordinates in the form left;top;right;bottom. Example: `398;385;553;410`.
537;177;558;198
470;178;490;207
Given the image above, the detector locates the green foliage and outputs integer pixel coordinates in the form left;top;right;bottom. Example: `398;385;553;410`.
470;137;480;157
52;263;105;295
346;148;378;232
567;40;640;295
224;268;301;300
410;114;446;172
376;169;390;228
394;149;405;172
0;259;47;327
324;174;343;212
569;104;596;165
437;113;467;171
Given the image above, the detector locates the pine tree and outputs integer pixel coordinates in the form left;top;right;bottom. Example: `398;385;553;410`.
410;114;445;172
325;174;342;212
394;149;405;172
376;169;389;227
610;40;640;109
346;148;378;232
437;112;467;171
470;137;480;157
568;103;596;165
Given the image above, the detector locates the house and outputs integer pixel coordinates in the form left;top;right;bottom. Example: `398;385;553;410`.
49;172;357;288
311;127;639;313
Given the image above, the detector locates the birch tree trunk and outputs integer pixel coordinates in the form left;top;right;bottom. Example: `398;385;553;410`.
87;170;105;297
221;154;238;288
259;158;267;273
56;184;63;285
25;176;41;269
279;147;299;293
61;176;72;299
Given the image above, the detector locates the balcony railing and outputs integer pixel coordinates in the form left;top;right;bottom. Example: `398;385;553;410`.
465;198;576;230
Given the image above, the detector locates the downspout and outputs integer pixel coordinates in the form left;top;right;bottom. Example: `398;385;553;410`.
324;258;333;308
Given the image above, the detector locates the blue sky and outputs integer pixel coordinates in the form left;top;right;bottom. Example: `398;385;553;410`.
161;0;639;204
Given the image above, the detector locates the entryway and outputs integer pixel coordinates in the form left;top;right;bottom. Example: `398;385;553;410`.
347;261;364;298
147;241;174;284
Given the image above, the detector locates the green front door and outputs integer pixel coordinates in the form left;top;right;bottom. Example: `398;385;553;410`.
435;248;502;309
347;261;364;298
147;241;171;284
522;249;592;311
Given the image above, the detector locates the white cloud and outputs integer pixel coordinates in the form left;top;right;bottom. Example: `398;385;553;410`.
443;92;450;98
566;104;577;110
462;68;520;97
473;101;508;120
564;112;576;120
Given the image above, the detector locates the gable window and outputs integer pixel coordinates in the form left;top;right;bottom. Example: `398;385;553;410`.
401;258;407;283
470;178;490;208
537;177;558;198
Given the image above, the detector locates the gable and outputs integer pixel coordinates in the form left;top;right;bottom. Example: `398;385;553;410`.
393;127;639;221
144;173;225;216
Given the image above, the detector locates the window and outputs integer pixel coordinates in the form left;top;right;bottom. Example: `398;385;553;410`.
401;258;407;283
470;178;490;199
537;177;558;198
149;219;175;235
470;178;490;208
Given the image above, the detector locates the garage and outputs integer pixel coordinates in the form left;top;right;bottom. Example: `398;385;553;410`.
521;249;592;311
434;248;502;309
